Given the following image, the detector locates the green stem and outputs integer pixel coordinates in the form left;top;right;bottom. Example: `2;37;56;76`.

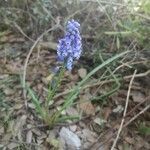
92;53;120;101
45;67;65;111
78;51;129;87
61;51;129;111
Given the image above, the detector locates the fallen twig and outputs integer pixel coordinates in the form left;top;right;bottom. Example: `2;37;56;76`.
1;139;42;147
124;104;150;128
90;95;150;150
13;22;34;42
22;23;60;105
92;96;149;145
22;116;91;131
13;22;57;50
111;70;137;150
50;70;150;99
98;103;150;150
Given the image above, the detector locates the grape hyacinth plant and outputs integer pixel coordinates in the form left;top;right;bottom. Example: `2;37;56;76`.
27;20;83;128
57;19;82;71
27;19;129;128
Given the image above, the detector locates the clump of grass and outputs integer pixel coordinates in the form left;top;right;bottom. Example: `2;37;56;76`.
0;76;18;130
138;123;150;136
0;76;17;110
27;50;128;128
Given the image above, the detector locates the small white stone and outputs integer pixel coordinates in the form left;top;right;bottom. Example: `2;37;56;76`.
113;105;124;113
69;125;77;132
59;127;81;150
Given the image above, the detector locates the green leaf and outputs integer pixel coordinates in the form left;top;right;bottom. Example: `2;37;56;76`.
61;50;129;110
139;123;150;135
116;36;120;49
79;50;129;87
58;115;79;122
105;31;132;36
26;86;44;117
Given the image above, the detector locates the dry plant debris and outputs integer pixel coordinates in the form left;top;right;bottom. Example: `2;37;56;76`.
0;0;150;150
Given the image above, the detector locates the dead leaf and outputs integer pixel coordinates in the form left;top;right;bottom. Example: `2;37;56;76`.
69;125;77;132
14;103;23;110
32;129;42;136
26;130;33;143
82;141;91;150
78;68;87;79
82;128;97;143
113;105;124;113
66;107;79;116
69;74;79;81
94;118;106;126
42;74;54;85
7;143;19;149
131;91;145;103
12;115;27;138
39;41;57;50
3;133;12;142
49;139;59;148
79;101;95;115
0;127;4;134
103;107;112;120
5;62;23;74
125;136;135;144
79;94;95;115
28;103;36;109
4;88;14;96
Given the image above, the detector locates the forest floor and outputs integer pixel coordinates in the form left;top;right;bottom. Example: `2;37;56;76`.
0;30;149;150
0;0;150;149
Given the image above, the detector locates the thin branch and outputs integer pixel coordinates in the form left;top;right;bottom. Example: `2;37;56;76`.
1;139;42;147
135;13;150;20
111;70;137;150
89;96;149;150
22;116;91;131
124;104;150;128
96;103;150;150
80;0;126;6
22;23;60;104
13;22;34;42
50;70;150;99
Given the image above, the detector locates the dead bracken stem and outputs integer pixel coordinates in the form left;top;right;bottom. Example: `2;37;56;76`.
22;23;60;107
124;104;150;128
89;95;149;150
111;70;137;150
94;97;149;150
51;70;150;99
13;21;35;42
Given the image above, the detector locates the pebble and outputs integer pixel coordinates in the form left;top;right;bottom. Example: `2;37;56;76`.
59;127;81;150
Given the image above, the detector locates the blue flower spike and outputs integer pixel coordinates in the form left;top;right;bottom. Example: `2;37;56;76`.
57;19;82;71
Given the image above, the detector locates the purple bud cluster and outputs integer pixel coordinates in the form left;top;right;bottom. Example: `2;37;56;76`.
57;19;82;71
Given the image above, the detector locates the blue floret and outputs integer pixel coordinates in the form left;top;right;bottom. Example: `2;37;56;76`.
57;19;82;71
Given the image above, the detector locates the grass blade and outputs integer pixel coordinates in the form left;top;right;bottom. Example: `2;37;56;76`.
26;86;44;117
62;50;129;110
78;50;129;86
